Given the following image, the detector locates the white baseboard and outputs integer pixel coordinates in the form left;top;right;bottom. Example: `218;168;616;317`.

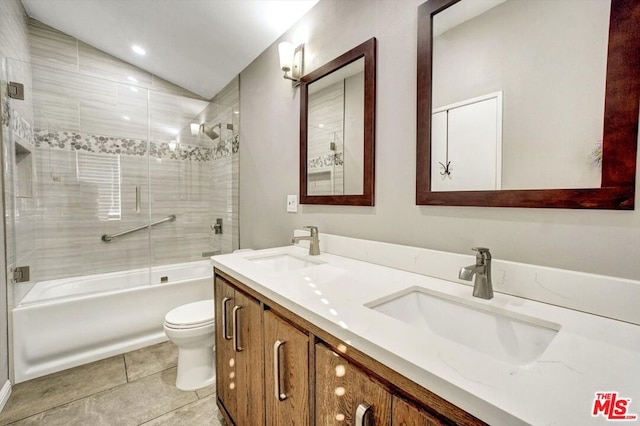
0;380;11;414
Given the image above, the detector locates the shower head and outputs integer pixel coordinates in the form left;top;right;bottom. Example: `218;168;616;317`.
199;123;219;140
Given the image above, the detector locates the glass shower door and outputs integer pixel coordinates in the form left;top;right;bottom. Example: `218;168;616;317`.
3;58;37;308
148;90;236;273
3;58;154;307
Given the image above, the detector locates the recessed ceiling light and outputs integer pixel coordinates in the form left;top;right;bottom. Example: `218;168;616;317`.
234;110;239;115
129;87;139;93
127;76;137;82
122;116;130;120
132;45;146;56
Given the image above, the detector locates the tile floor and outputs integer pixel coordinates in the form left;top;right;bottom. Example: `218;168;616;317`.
0;342;224;425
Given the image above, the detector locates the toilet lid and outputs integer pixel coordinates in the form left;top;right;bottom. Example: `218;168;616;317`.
165;300;214;328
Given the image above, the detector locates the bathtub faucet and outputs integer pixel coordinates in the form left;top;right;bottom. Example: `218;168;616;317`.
292;226;320;256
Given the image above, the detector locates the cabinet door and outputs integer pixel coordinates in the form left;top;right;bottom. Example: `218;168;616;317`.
215;276;237;420
264;310;310;426
214;276;264;425
392;396;445;426
316;343;392;425
233;289;265;425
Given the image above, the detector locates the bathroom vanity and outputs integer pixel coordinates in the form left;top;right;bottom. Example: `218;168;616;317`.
213;270;477;425
211;234;640;425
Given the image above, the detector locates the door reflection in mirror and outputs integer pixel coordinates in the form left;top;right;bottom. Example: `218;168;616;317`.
431;92;503;191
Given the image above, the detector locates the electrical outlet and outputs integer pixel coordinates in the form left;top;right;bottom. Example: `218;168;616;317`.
287;194;298;213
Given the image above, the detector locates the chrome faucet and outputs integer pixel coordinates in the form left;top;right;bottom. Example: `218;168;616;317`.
459;247;493;299
292;226;320;256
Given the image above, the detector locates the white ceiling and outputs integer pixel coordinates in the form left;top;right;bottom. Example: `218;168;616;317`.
21;0;318;99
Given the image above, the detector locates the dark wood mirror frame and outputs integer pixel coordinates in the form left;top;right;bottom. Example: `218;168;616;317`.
300;37;377;206
416;0;640;209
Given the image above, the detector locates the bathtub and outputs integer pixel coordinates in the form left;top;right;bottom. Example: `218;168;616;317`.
12;260;214;383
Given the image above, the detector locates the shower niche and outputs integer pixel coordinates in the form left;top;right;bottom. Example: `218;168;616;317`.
14;140;33;198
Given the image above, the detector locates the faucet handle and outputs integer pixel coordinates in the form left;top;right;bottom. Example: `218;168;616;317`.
302;225;318;235
472;247;491;259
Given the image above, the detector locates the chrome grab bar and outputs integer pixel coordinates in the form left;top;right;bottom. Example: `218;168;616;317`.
101;215;176;242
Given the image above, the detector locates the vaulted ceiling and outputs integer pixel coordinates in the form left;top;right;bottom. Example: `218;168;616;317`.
22;0;318;99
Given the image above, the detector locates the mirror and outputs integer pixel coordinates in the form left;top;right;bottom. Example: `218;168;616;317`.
300;38;376;206
416;0;639;209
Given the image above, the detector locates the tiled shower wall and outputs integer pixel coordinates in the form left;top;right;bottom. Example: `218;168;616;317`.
307;80;344;195
6;19;239;298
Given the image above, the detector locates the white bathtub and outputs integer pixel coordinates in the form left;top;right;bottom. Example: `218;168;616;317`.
12;260;214;383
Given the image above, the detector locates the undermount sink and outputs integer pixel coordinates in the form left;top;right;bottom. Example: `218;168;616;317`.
247;252;324;272
367;287;559;366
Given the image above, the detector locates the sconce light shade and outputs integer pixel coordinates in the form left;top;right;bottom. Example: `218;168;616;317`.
190;123;200;137
278;41;303;87
278;42;294;72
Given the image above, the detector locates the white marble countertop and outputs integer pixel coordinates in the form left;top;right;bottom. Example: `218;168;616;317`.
211;240;640;425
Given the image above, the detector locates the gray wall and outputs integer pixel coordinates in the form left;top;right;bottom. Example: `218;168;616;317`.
239;0;640;281
0;0;33;389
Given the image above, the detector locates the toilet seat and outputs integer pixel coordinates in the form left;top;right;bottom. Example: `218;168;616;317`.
164;300;214;329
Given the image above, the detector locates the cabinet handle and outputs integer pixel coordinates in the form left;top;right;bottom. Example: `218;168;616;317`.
221;297;232;340
273;340;287;401
355;403;372;426
232;305;243;352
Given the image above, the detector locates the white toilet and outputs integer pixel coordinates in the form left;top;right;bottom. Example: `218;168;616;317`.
164;299;215;391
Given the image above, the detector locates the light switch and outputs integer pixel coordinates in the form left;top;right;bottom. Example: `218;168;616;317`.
287;194;298;213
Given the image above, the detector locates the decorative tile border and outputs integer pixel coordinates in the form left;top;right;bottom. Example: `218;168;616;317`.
35;129;147;156
6;106;34;145
33;129;239;162
150;141;211;161
212;135;237;160
231;134;239;154
1;97;8;128
308;152;343;170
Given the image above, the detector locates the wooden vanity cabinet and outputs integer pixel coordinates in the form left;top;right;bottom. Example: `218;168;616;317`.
214;275;265;425
392;395;444;426
315;342;392;425
315;343;447;426
214;270;485;426
263;310;310;425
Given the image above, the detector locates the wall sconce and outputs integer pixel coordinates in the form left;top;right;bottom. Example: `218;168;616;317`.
190;123;200;136
278;41;304;87
168;140;178;151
